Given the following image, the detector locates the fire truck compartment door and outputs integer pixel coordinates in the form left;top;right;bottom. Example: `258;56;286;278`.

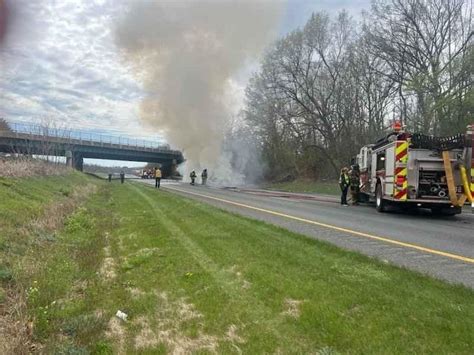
385;146;395;196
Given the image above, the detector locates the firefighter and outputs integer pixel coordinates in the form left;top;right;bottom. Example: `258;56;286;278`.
190;170;197;185
349;164;360;205
339;167;350;206
154;166;162;188
120;171;125;184
201;169;208;185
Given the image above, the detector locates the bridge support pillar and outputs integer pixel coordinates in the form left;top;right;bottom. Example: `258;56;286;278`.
66;150;73;168
73;153;83;171
66;151;83;171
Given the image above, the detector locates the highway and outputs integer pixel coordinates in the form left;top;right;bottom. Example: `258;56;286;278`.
139;179;474;289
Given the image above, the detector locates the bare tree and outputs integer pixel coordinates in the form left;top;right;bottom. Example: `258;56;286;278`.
365;0;473;133
0;118;12;133
349;38;396;141
246;11;362;177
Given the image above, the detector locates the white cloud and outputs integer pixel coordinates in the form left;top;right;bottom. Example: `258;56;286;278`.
0;0;159;141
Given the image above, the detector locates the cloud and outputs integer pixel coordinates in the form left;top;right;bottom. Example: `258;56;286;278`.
0;0;158;140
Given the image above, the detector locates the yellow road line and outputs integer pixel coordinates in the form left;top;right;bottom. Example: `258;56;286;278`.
164;186;474;265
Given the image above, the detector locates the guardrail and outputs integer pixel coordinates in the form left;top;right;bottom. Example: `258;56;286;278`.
0;121;181;155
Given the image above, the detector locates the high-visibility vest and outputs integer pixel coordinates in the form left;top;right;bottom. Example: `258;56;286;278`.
339;173;349;186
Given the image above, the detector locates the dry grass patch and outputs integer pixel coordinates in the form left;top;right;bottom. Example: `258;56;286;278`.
133;291;218;354
100;257;117;281
282;298;304;318
224;326;246;354
225;324;243;342
135;318;218;354
0;285;39;354
105;317;126;355
0;158;70;178
100;233;117;281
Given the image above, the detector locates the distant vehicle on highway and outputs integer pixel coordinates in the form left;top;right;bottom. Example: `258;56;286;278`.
141;169;154;179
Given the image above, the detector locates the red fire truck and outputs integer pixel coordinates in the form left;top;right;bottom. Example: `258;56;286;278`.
356;123;473;215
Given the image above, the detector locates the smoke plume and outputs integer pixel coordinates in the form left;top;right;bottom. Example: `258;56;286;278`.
116;0;282;183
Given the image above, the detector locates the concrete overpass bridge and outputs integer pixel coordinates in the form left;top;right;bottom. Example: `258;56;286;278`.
0;121;184;176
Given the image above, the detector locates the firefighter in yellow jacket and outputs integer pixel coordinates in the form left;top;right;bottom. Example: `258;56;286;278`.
154;167;162;188
339;167;350;206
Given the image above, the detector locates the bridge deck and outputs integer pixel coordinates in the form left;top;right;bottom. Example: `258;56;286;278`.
0;131;181;155
0;123;184;174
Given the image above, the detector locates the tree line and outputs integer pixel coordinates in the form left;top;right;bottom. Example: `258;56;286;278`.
243;0;473;180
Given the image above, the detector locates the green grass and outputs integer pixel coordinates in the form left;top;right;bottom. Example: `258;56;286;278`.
0;172;103;352
263;179;340;195
1;175;474;353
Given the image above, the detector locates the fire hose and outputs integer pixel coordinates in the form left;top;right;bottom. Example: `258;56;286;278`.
459;164;474;206
442;151;472;209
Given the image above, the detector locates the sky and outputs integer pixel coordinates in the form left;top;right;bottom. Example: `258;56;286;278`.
0;0;370;166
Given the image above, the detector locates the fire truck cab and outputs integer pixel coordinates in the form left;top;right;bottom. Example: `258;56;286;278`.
356;124;473;215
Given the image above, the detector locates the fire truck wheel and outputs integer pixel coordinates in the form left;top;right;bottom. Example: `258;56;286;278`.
375;184;386;212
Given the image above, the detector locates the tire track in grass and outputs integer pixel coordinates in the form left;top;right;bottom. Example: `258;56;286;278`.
129;183;288;349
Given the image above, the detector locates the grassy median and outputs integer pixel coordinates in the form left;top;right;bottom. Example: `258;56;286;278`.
1;174;473;353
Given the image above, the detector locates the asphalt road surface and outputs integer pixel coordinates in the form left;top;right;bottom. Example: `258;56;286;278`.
139;179;474;289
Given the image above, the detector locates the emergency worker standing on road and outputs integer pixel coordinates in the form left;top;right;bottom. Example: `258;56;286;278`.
339;167;350;206
201;169;208;185
349;164;360;205
155;166;162;188
190;170;197;185
120;171;125;184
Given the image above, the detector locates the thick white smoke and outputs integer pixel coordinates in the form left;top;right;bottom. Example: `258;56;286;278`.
116;0;282;184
